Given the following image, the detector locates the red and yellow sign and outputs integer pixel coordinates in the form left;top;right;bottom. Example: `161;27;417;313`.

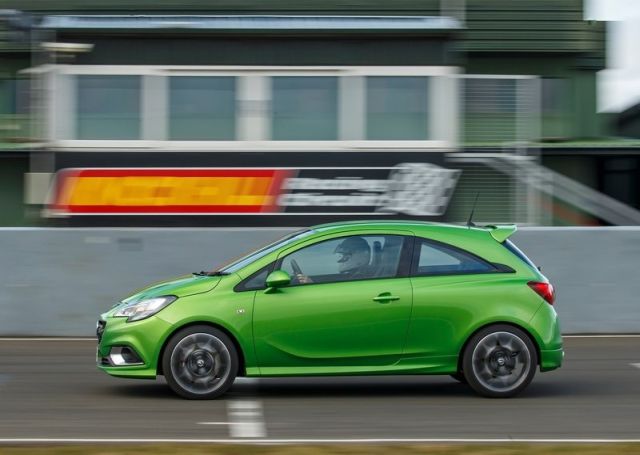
50;168;292;215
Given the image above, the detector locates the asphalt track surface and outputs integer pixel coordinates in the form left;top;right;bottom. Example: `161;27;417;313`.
1;337;639;442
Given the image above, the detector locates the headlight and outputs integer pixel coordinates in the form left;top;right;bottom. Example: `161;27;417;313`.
113;296;177;322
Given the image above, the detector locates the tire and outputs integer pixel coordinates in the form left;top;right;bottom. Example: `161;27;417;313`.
462;324;538;398
450;372;468;384
162;325;238;400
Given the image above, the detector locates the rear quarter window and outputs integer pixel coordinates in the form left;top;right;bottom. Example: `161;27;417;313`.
414;239;496;276
502;239;538;271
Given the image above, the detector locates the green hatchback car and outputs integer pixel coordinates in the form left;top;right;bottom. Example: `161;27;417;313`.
97;221;563;399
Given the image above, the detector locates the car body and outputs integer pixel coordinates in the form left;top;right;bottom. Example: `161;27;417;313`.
97;221;563;398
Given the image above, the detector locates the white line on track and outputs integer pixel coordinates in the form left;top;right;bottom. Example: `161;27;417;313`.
227;400;266;438
0;338;96;341
1;438;640;444
631;363;640;369
563;335;640;338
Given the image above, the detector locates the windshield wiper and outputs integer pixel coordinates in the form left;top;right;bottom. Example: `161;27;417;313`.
209;271;230;276
192;271;229;277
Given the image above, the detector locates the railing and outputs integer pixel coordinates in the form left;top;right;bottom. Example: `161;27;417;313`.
0;114;32;147
499;155;640;226
447;153;640;226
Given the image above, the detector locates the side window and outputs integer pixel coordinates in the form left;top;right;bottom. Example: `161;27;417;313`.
280;235;405;285
235;263;273;292
414;240;495;276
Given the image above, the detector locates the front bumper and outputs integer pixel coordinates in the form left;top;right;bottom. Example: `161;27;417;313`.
97;315;172;379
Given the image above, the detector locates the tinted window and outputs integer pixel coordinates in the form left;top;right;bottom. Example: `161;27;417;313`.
502;239;537;271
366;76;429;140
77;75;141;139
271;77;338;140
281;235;405;286
236;264;273;292
169;76;236;140
414;240;495;276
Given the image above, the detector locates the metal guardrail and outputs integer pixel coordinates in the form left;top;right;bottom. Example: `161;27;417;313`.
0;227;638;335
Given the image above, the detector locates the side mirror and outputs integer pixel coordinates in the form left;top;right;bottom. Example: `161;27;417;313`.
265;270;291;291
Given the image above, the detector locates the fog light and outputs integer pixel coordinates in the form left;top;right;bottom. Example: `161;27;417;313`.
108;346;143;366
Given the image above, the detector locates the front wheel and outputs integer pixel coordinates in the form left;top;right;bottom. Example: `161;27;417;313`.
462;325;538;398
162;325;238;399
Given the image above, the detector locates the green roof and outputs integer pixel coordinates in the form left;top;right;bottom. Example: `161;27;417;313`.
1;0;603;56
38;14;461;33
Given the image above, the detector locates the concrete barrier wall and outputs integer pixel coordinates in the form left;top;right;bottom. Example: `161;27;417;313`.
0;227;638;336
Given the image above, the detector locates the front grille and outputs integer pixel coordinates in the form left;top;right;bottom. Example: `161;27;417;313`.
96;319;106;342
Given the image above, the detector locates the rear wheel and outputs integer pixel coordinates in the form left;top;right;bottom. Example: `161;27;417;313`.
162;325;238;399
463;324;537;398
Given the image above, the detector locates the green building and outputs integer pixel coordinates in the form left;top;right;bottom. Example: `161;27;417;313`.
1;0;634;226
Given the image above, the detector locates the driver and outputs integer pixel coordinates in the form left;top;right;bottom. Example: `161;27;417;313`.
294;237;373;284
334;237;373;278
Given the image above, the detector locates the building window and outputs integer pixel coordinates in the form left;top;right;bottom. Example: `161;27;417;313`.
541;78;566;115
15;78;31;116
0;79;12;115
271;76;338;140
602;158;638;208
169;76;236;140
366;76;429;140
0;78;29;116
76;75;141;140
464;78;517;114
56;68;455;145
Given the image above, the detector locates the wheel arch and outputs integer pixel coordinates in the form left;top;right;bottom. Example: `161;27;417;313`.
156;321;246;377
456;321;541;373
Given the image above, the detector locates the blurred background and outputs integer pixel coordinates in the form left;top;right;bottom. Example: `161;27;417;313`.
2;2;640;447
1;0;640;336
2;0;639;228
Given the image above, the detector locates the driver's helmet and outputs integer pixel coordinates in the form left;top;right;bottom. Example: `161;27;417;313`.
334;237;371;274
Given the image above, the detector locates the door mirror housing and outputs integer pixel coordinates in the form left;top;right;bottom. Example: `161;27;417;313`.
265;270;291;290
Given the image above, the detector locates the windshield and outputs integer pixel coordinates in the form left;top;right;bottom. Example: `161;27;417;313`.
215;229;315;274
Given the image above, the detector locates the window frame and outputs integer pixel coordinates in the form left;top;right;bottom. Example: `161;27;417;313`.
234;261;276;292
44;65;457;149
410;237;501;278
273;233;414;288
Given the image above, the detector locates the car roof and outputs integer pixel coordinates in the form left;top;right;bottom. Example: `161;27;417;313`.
311;220;489;236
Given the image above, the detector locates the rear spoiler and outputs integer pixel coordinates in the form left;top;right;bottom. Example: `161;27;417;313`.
483;224;517;243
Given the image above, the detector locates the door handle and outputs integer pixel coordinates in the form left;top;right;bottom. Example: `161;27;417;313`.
373;293;400;303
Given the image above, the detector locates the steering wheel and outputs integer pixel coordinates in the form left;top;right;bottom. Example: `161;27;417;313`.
290;259;303;276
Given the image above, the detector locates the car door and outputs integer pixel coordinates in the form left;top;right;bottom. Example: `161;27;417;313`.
404;237;506;361
253;232;414;374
